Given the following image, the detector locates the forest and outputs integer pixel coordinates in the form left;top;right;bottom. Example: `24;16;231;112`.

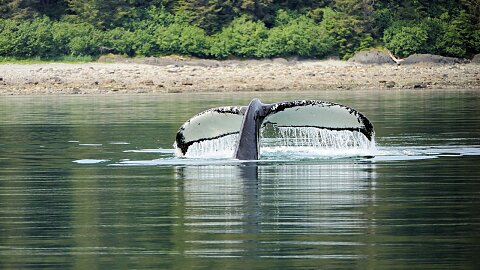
0;0;479;60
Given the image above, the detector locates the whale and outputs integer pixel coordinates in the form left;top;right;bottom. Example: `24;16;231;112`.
174;98;374;160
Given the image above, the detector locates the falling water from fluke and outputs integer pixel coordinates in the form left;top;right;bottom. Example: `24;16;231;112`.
180;134;239;158
181;126;376;159
277;127;374;148
261;126;376;157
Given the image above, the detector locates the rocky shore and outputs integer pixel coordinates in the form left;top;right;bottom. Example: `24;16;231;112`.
0;55;479;95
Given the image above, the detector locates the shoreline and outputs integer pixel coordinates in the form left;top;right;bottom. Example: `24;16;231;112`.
0;59;479;95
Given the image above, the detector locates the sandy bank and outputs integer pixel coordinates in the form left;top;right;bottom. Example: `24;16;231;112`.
0;59;478;95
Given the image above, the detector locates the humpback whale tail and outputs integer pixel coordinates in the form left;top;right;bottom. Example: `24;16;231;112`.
174;99;375;160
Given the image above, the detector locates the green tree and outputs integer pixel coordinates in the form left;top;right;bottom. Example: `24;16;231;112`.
0;0;478;59
0;0;67;19
176;0;236;34
66;0;150;29
460;0;480;55
334;0;374;30
461;0;480;27
428;11;477;57
321;7;374;59
235;0;274;25
277;0;330;10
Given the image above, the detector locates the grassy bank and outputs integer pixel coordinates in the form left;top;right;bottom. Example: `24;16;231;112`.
0;56;95;64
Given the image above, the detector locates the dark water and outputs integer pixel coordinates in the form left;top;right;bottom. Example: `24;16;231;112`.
1;90;479;269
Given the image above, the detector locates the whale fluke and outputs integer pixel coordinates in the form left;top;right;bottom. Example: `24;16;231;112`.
174;106;245;156
174;99;374;160
263;100;374;141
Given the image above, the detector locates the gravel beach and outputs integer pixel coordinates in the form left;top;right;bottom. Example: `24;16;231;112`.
0;58;479;95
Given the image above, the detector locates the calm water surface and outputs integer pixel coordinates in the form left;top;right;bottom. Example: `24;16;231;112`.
1;90;479;269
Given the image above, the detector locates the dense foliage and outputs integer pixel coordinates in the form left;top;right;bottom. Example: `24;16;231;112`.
0;0;478;60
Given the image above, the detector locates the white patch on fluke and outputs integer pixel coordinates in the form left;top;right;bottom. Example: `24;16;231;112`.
265;103;364;130
179;107;243;144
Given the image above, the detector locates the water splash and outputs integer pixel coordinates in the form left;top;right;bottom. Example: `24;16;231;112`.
178;126;376;159
261;127;376;158
272;127;373;148
181;134;239;158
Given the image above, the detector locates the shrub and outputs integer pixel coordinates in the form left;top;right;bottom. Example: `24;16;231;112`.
155;23;210;57
383;24;429;57
56;22;104;56
0;19;17;57
104;27;137;56
131;8;211;57
263;13;333;58
132;28;158;56
383;11;476;58
51;21;100;56
0;17;55;58
177;25;210;57
210;15;268;58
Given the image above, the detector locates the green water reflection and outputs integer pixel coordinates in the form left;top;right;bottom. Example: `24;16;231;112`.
0;91;479;269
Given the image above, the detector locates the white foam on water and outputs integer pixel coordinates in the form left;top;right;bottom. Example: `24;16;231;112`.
124;148;175;154
82;143;480;167
73;159;110;164
260;146;376;159
371;145;480;162
109;141;131;145
79;143;103;147
111;158;245;166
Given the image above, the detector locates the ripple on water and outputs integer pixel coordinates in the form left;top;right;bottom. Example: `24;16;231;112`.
71;144;480;166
